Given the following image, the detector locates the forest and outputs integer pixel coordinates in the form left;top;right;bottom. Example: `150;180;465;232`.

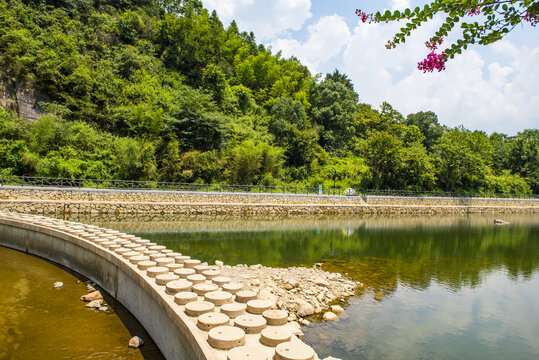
0;0;537;194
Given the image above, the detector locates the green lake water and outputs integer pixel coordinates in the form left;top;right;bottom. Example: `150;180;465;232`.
79;213;538;360
0;246;164;360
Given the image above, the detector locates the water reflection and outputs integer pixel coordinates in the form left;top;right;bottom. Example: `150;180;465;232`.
65;213;539;360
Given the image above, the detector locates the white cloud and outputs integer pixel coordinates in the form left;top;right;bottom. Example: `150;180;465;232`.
391;0;411;10
271;15;352;73
204;0;312;41
341;17;539;134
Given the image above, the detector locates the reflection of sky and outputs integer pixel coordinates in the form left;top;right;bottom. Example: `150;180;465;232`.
305;270;539;360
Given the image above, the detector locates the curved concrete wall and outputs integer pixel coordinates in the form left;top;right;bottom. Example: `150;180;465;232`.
0;214;217;360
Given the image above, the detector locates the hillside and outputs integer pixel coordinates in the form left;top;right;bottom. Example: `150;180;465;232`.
0;0;537;194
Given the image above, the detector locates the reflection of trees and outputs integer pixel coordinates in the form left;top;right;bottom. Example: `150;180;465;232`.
136;222;538;298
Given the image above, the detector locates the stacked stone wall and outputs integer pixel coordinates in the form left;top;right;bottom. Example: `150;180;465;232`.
0;186;537;215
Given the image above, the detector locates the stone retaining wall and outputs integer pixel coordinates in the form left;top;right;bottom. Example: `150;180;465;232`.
0;186;537;215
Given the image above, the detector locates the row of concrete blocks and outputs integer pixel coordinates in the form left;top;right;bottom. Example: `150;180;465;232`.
0;211;319;360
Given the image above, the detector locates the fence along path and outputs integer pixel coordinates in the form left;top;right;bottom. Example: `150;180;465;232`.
0;211;320;360
1;174;537;199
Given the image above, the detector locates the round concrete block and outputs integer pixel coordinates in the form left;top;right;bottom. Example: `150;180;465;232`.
175;268;196;279
193;283;219;296
235;290;257;303
114;247;130;255
149;245;166;251
222;282;243;294
147;242;157;247
166;280;193;295
130;255;150;264
100;241;115;248
134;246;147;252
220;303;247;319
227;346;268;360
274;341;315;360
175;255;190;264
155;257;175;267
204;291;233;306
135;239;150;245
208;326;245;350
246;300;272;314
233;314;266;334
144;250;159;256
168;252;182;258
119;234;136;240
122;251;141;259
194;265;210;274
117;240;131;246
202;269;221;279
262;310;288;326
260;327;292;347
174;291;197;305
156;273;180;286
197;312;230;331
104;230;119;234
108;244;121;251
150;253;167;262
166;263;184;272
185;301;215;317
212;276;231;286
161;249;173;255
146;266;169;278
138;260;157;270
184;259;201;268
186;274;206;284
124;243;139;249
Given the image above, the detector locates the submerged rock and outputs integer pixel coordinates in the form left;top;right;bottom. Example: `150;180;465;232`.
128;336;144;349
53;282;63;289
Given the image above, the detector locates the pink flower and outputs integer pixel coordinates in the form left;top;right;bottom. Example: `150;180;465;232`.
467;7;481;16
524;12;539;27
418;52;446;72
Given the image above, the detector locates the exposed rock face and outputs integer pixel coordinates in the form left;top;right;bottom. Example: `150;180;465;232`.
81;290;103;302
0;79;48;121
128;336;144;349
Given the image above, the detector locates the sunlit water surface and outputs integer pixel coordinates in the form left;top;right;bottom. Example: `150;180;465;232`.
68;214;539;360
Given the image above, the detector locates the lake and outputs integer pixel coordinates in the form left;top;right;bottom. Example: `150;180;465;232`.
17;213;539;359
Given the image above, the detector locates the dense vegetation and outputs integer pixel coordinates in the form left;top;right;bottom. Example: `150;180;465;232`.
0;0;537;194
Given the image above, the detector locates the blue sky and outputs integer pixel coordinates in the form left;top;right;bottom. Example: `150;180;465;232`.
204;0;539;135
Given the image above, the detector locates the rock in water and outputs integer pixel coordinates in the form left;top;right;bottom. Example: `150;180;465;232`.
98;306;108;312
128;336;144;349
494;219;509;225
81;290;103;302
86;299;103;308
53;282;63;289
330;305;344;315
323;312;338;321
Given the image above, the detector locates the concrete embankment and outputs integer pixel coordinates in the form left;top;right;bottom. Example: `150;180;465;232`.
0;211;351;360
0;186;537;215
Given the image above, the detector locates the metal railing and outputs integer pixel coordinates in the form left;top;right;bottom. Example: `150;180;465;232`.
0;175;537;199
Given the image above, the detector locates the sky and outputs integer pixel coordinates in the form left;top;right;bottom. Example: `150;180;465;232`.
203;0;539;135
